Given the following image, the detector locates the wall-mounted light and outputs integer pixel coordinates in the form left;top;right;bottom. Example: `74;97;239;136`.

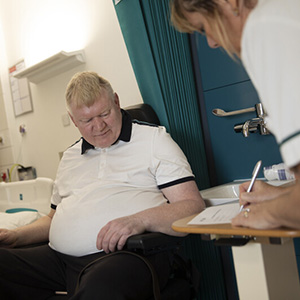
14;50;85;84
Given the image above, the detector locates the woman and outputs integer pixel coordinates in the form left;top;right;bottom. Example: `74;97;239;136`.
170;0;300;229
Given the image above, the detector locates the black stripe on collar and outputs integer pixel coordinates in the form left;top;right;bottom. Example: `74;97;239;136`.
81;109;132;154
81;138;94;154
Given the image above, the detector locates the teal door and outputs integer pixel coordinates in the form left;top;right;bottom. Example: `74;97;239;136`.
193;33;282;184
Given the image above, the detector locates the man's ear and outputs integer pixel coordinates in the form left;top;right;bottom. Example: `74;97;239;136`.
68;112;78;128
114;93;120;108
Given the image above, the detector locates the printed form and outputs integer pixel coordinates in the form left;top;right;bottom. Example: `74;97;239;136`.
188;203;240;225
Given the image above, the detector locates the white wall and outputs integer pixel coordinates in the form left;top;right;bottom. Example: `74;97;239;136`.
0;0;142;180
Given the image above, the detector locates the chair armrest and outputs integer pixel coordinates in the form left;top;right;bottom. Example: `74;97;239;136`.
125;232;185;255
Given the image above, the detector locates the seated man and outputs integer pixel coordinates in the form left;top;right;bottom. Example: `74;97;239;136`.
0;71;205;300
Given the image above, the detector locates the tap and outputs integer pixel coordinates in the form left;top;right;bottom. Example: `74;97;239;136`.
234;103;269;137
241;117;269;137
212;102;270;137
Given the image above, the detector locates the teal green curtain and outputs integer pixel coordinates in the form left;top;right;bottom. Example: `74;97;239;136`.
114;1;227;299
114;0;209;190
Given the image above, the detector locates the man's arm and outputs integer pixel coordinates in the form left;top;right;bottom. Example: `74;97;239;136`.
96;180;205;253
139;180;205;235
0;209;55;248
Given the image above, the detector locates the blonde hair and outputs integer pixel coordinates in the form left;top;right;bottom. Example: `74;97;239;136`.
65;71;115;112
170;0;243;57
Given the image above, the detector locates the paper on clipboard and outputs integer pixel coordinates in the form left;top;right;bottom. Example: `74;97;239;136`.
188;203;240;225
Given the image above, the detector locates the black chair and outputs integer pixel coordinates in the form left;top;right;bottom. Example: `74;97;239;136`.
125;103;161;125
125;104;200;300
51;232;199;300
125;232;200;300
51;104;200;300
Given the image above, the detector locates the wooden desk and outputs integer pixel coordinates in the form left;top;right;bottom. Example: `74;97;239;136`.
173;215;300;300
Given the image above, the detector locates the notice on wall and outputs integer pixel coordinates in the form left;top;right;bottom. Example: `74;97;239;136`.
9;60;33;117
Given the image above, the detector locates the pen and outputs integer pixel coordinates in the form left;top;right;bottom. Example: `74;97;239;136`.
239;160;262;212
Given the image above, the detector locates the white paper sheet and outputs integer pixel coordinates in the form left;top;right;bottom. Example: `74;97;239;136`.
188;203;240;225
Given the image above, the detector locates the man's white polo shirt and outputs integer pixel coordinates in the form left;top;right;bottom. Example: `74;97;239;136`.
49;111;194;256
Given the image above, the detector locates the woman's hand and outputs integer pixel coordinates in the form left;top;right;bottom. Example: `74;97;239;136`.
232;200;280;229
233;180;299;229
239;180;288;206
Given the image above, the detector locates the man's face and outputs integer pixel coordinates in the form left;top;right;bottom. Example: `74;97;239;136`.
69;92;122;148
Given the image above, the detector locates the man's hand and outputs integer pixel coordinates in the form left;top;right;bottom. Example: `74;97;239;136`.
96;180;204;253
96;215;146;253
0;229;18;248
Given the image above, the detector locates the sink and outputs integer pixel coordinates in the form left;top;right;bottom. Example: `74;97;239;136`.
200;179;294;207
200;183;240;207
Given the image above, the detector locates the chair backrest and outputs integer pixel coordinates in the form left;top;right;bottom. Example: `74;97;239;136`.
125;103;160;126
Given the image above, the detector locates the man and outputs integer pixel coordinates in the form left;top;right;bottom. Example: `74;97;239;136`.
0;71;205;299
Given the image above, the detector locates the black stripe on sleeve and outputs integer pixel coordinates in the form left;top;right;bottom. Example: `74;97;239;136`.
51;204;57;210
158;176;195;189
